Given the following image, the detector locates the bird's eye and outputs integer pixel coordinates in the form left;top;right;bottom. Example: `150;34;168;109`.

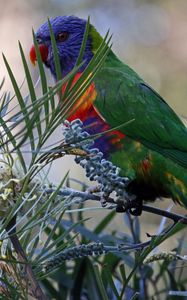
57;32;69;42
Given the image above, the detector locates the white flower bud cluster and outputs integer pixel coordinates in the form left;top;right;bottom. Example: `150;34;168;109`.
63;119;130;203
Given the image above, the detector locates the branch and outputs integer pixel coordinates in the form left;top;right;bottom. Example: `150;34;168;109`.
142;205;187;224
46;187;187;224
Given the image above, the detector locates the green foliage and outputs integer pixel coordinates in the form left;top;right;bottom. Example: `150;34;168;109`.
0;19;186;299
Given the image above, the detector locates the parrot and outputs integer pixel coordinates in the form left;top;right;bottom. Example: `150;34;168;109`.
29;16;187;212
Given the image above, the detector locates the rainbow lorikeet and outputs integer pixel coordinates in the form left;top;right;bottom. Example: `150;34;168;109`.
30;16;187;210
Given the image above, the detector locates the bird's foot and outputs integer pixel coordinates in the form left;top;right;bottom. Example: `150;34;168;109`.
130;200;143;216
116;197;143;216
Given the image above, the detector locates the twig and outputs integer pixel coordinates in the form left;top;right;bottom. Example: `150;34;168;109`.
46;187;187;224
142;205;187;224
6;218;48;300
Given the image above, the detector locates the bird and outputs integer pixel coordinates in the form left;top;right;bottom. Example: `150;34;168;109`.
29;15;187;211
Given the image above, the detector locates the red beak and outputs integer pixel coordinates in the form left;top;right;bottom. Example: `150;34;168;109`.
29;44;49;65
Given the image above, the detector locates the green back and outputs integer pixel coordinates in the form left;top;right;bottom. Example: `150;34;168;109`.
94;50;187;169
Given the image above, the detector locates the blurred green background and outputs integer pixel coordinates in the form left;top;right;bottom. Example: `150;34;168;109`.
0;0;187;241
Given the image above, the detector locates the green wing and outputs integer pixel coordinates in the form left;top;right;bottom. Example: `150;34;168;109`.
94;54;187;168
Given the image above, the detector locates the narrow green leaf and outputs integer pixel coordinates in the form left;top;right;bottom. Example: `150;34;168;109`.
19;42;42;137
119;263;127;282
32;29;48;95
0;92;9;117
94;210;116;234
32;29;49;126
18;174;68;236
2;53;35;151
93;264;109;300
0;77;5;90
49;87;56;111
48;19;62;82
41;210;65;254
103;267;120;299
0;114;27;173
130;293;139;300
76;16;90;66
41;279;60;299
62;16;90;99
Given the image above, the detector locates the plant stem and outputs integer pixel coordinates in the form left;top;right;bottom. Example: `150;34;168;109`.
6;217;48;300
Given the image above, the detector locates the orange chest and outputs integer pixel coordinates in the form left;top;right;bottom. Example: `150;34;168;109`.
62;73;97;122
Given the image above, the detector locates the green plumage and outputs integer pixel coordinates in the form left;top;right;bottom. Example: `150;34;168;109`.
94;51;187;169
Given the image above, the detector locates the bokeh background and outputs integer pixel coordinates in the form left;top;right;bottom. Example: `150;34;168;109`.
2;0;187;115
0;0;187;245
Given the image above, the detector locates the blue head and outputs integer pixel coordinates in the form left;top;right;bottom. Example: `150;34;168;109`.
32;16;98;78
